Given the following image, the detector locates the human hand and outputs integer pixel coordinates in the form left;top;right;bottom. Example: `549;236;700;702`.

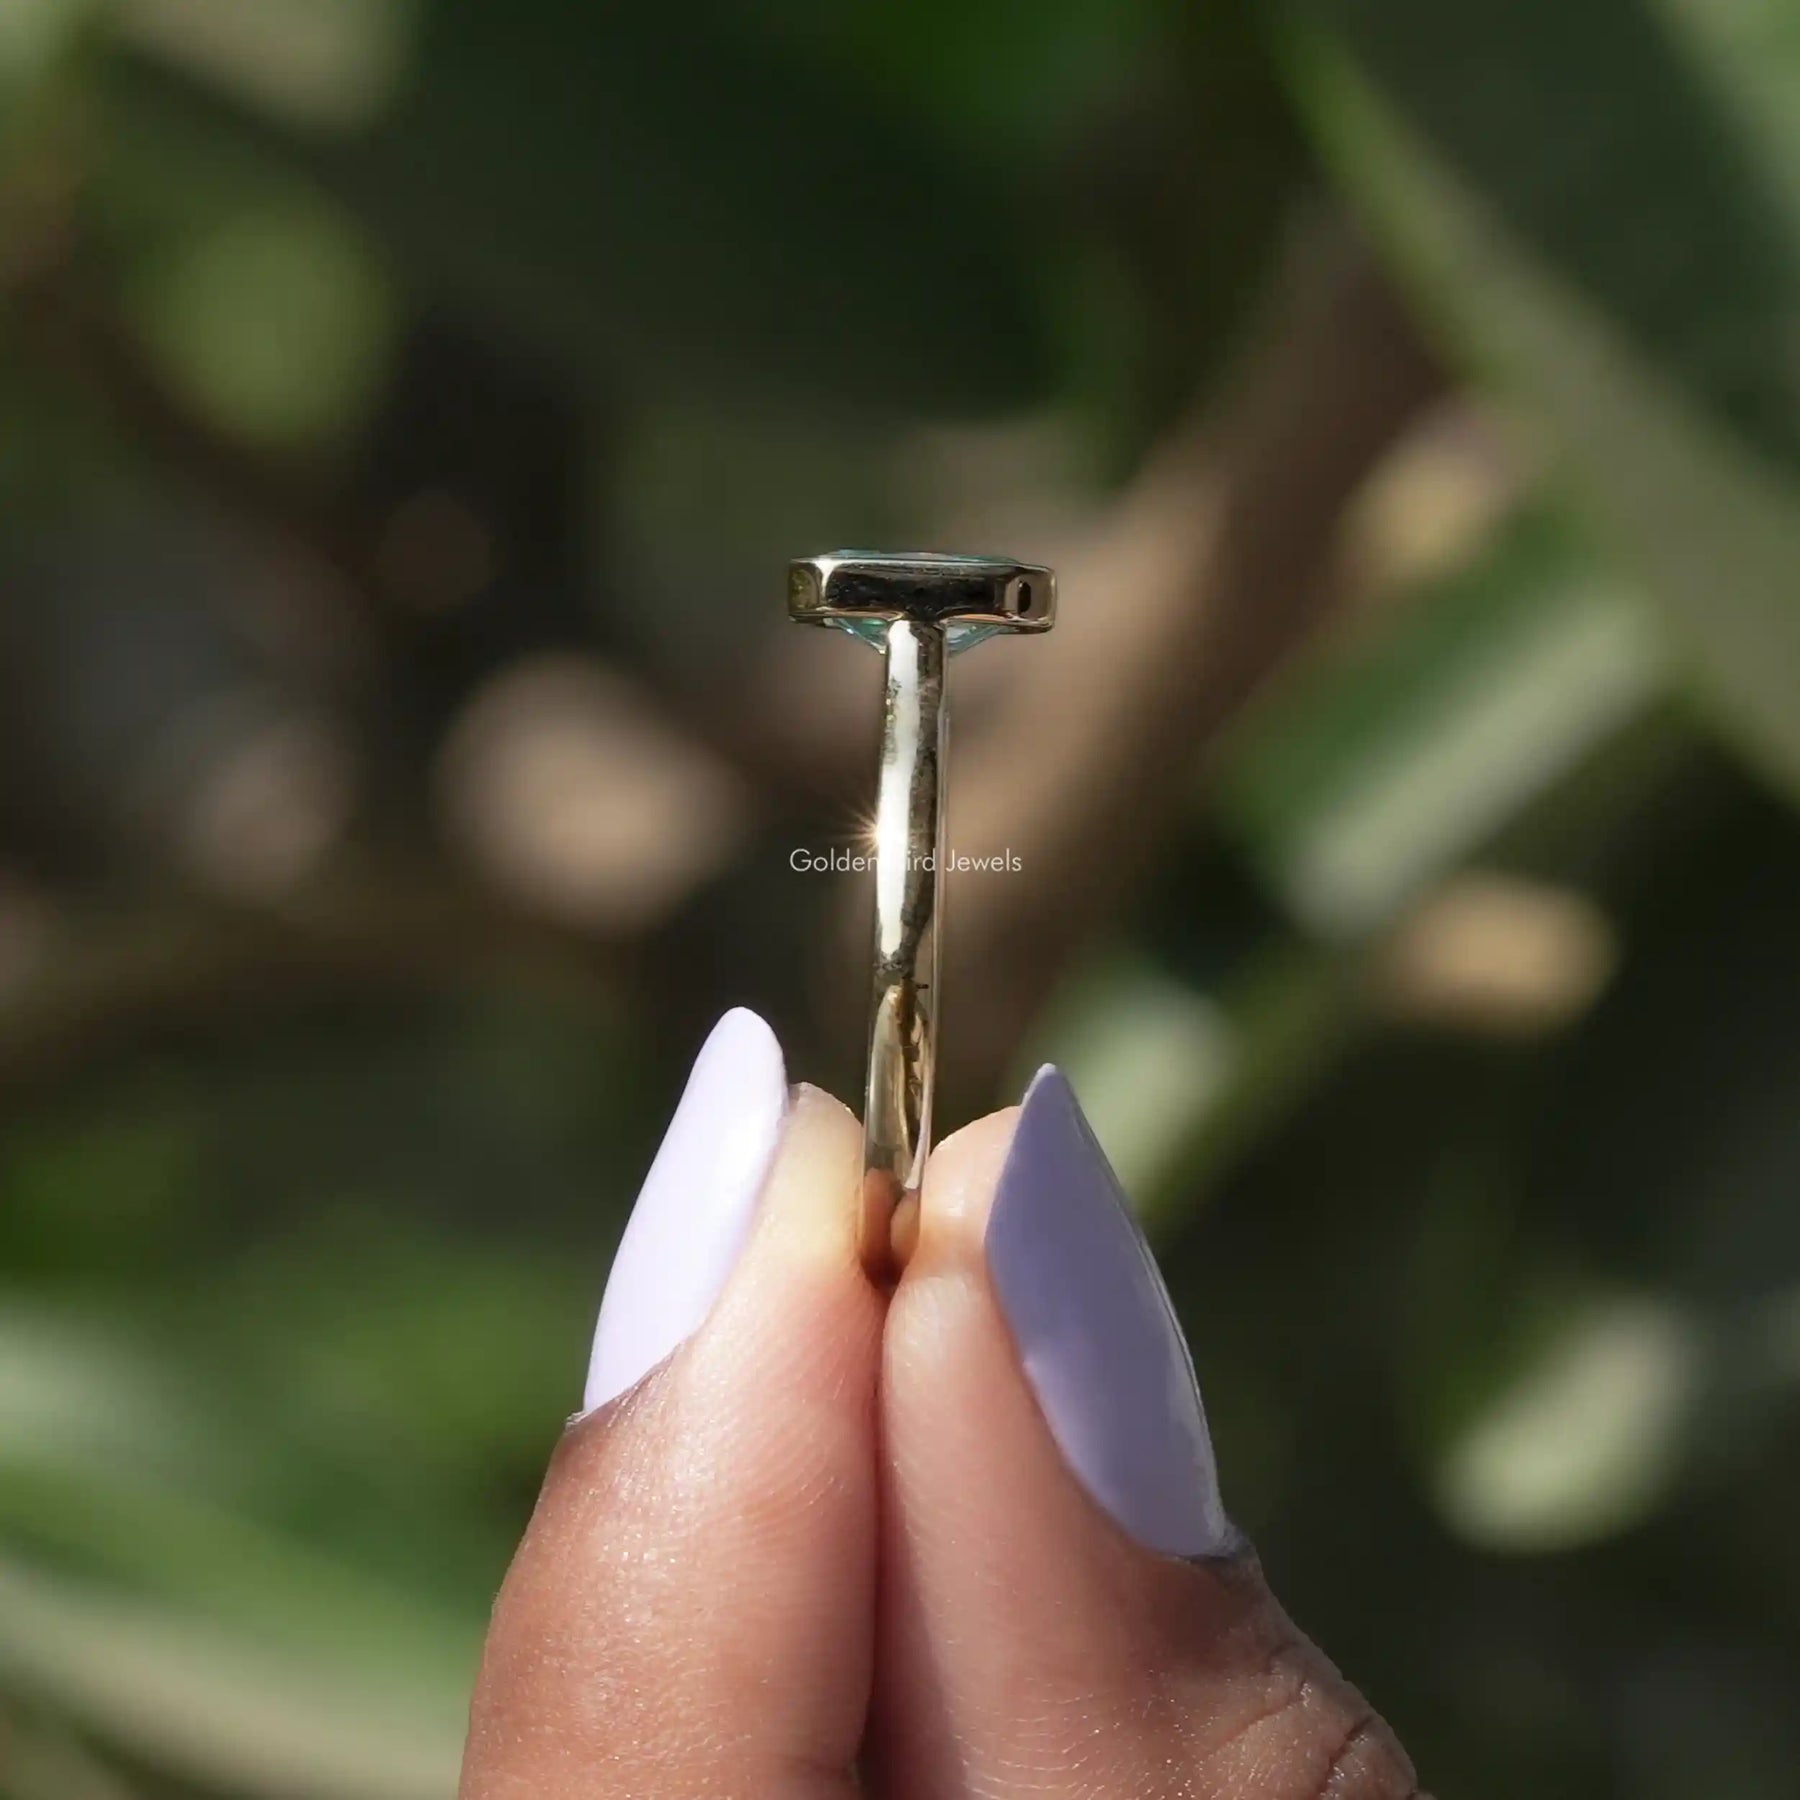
459;1009;1424;1798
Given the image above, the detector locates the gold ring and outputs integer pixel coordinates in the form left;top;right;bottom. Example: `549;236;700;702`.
789;551;1056;1273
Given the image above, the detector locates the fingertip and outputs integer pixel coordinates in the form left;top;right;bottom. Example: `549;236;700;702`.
696;1076;880;1401
790;1078;858;1124
905;1103;1020;1273
745;1080;865;1273
875;1069;1421;1800
469;1070;879;1798
782;1079;861;1152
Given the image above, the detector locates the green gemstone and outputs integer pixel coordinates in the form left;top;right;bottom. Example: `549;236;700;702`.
826;617;1001;655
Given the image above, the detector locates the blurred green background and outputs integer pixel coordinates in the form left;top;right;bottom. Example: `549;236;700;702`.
5;1;1800;1795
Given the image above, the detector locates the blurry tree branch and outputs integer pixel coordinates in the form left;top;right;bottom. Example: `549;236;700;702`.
924;220;1447;1108
9;192;1440;1116
0;867;619;1097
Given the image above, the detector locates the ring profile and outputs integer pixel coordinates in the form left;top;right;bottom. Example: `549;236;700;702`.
788;551;1056;1273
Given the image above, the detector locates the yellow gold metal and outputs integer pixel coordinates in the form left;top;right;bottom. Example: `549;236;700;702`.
789;550;1056;1274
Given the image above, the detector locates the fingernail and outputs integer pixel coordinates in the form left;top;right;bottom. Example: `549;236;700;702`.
583;1007;788;1411
986;1065;1234;1559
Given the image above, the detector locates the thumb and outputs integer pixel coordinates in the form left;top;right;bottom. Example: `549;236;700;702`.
462;1010;880;1799
875;1066;1424;1800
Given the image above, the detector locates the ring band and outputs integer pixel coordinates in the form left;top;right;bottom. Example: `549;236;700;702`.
789;551;1056;1273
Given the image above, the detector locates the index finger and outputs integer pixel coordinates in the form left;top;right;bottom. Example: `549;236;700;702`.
875;1067;1424;1799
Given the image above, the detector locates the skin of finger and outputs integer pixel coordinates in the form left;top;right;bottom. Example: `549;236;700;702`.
873;1108;1423;1800
460;1086;880;1800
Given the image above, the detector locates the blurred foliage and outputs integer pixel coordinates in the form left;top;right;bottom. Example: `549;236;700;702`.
1285;0;1800;799
5;2;1800;1797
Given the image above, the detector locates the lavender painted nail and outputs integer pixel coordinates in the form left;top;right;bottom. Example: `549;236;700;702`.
986;1065;1233;1559
583;1008;788;1412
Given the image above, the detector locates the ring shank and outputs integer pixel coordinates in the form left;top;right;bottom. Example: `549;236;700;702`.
860;618;946;1271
